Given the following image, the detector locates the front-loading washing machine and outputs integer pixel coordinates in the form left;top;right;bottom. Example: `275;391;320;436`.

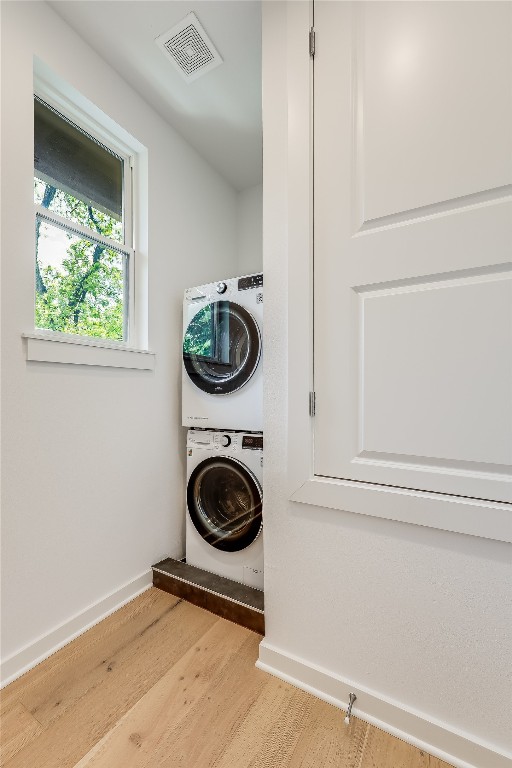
185;429;264;589
182;274;263;431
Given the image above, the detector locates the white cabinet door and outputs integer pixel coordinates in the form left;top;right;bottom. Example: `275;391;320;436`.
314;1;512;503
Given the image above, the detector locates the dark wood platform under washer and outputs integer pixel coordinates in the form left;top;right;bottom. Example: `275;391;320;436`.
152;557;264;635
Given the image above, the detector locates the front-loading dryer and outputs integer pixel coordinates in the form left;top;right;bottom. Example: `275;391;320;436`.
185;429;264;589
182;274;263;431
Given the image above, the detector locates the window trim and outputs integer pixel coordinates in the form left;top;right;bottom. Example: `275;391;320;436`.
33;70;144;352
23;331;155;370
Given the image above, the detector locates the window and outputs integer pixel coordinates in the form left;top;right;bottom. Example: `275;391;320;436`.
34;96;134;343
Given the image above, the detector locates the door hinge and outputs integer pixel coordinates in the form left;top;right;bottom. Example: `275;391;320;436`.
309;28;315;58
309;391;316;417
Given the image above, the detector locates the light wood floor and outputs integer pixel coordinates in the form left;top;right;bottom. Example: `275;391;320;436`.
1;588;453;768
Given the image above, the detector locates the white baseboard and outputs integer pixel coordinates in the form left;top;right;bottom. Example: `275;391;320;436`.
1;569;153;688
257;640;511;768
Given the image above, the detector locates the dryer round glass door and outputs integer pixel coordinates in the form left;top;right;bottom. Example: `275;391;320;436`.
187;456;262;552
183;301;261;395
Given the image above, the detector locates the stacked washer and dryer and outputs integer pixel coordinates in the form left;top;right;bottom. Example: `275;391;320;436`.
182;274;264;589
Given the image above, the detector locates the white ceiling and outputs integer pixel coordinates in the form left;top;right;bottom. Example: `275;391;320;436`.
48;1;262;191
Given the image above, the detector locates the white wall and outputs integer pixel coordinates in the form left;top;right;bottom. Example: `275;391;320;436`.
237;183;263;275
260;4;511;768
1;0;238;681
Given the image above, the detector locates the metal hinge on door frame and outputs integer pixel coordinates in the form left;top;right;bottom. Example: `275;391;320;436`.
309;27;315;58
309;391;316;417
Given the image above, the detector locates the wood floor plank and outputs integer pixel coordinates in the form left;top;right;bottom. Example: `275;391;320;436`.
286;702;369;768
73;619;252;767
361;724;451;768
137;631;267;768
3;591;218;768
0;701;43;763
13;589;182;729
1;588;175;718
2;590;455;768
211;676;312;767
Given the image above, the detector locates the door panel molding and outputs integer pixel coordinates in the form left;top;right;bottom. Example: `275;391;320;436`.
291;477;512;544
283;0;512;542
313;0;512;503
354;1;512;224
356;185;512;235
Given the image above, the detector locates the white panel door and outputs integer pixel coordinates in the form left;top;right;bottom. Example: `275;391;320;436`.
314;1;512;503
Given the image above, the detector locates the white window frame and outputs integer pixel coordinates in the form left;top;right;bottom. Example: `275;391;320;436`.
281;1;511;544
28;68;153;369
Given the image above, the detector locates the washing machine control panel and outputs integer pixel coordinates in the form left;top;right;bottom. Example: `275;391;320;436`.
213;432;240;451
242;434;263;450
238;274;263;291
187;430;263;454
187;431;214;448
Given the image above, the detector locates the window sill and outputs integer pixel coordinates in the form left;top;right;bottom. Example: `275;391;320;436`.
23;332;155;370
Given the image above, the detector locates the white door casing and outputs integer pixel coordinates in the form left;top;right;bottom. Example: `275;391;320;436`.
313;1;512;505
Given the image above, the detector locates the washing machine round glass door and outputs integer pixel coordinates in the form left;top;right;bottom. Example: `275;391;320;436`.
183;301;261;395
187;456;262;552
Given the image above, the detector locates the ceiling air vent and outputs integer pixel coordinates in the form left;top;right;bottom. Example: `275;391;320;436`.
155;12;223;83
